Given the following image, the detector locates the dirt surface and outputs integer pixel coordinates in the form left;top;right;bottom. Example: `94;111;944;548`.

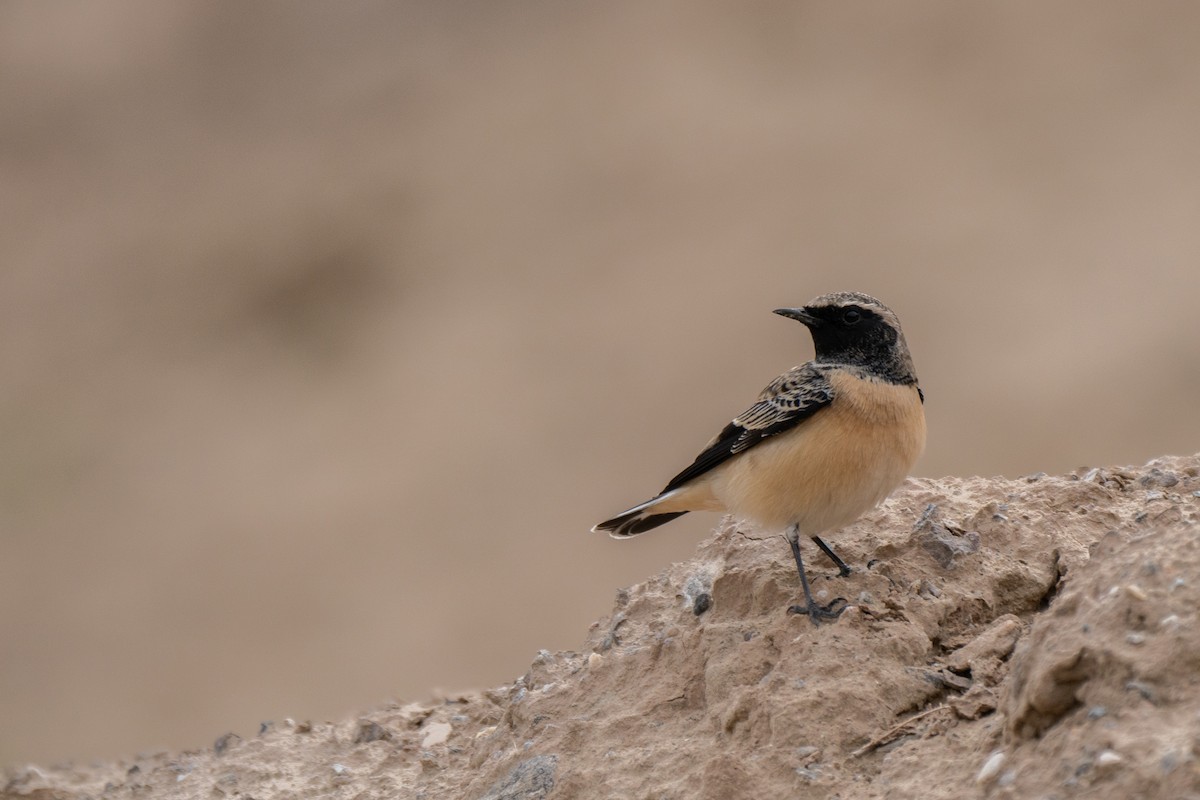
7;454;1199;799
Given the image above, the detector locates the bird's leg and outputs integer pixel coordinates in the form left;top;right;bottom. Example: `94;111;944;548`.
811;535;852;578
785;524;847;624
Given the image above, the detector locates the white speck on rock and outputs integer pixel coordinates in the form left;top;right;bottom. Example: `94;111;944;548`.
1096;749;1123;768
976;751;1006;784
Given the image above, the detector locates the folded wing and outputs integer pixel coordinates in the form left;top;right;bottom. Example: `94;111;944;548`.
661;363;834;493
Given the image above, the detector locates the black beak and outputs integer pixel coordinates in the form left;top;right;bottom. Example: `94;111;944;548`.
773;307;821;327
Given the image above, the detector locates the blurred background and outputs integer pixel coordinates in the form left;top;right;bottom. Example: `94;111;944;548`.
3;0;1199;765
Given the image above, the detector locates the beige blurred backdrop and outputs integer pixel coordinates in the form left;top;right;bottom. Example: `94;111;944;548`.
3;1;1200;765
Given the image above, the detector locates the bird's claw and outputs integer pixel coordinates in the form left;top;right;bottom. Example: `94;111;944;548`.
787;597;848;625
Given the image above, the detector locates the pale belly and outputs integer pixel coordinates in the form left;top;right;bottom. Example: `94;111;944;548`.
707;378;925;534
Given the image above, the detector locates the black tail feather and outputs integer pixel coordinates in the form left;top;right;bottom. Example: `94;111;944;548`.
594;510;688;538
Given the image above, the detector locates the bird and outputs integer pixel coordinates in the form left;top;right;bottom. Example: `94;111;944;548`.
592;291;925;624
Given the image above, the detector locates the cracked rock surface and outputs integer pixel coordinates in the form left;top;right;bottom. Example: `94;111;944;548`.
6;456;1200;799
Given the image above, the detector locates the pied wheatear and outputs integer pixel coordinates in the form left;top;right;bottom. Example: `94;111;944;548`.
593;292;925;624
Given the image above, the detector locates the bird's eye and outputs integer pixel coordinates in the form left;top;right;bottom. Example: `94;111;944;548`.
842;309;862;325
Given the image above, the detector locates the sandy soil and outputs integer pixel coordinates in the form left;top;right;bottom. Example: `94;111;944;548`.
6;454;1199;799
4;2;1200;766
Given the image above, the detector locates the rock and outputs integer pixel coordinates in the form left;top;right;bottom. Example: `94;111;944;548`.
946;614;1023;674
213;732;240;756
354;720;390;744
8;457;1200;800
477;755;557;800
421;721;452;748
976;751;1006;784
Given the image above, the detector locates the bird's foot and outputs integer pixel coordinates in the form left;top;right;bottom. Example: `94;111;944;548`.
787;597;848;625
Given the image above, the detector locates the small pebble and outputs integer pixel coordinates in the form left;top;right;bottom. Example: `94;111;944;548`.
1126;680;1156;701
1087;706;1107;719
332;764;348;775
795;745;820;759
1125;584;1148;601
587;652;603;668
976;751;1006;784
1171;577;1187;592
1192;490;1200;498
355;721;389;744
213;733;240;756
1145;491;1165;501
1095;750;1123;768
1126;633;1146;646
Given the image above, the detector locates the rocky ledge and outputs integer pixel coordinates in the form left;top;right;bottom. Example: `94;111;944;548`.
6;456;1200;800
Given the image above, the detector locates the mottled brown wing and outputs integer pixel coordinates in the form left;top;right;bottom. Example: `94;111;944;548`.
660;364;834;493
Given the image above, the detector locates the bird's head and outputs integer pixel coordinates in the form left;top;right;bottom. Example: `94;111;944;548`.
774;292;918;384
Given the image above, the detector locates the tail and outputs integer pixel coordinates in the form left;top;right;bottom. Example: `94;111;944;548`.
592;492;689;538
